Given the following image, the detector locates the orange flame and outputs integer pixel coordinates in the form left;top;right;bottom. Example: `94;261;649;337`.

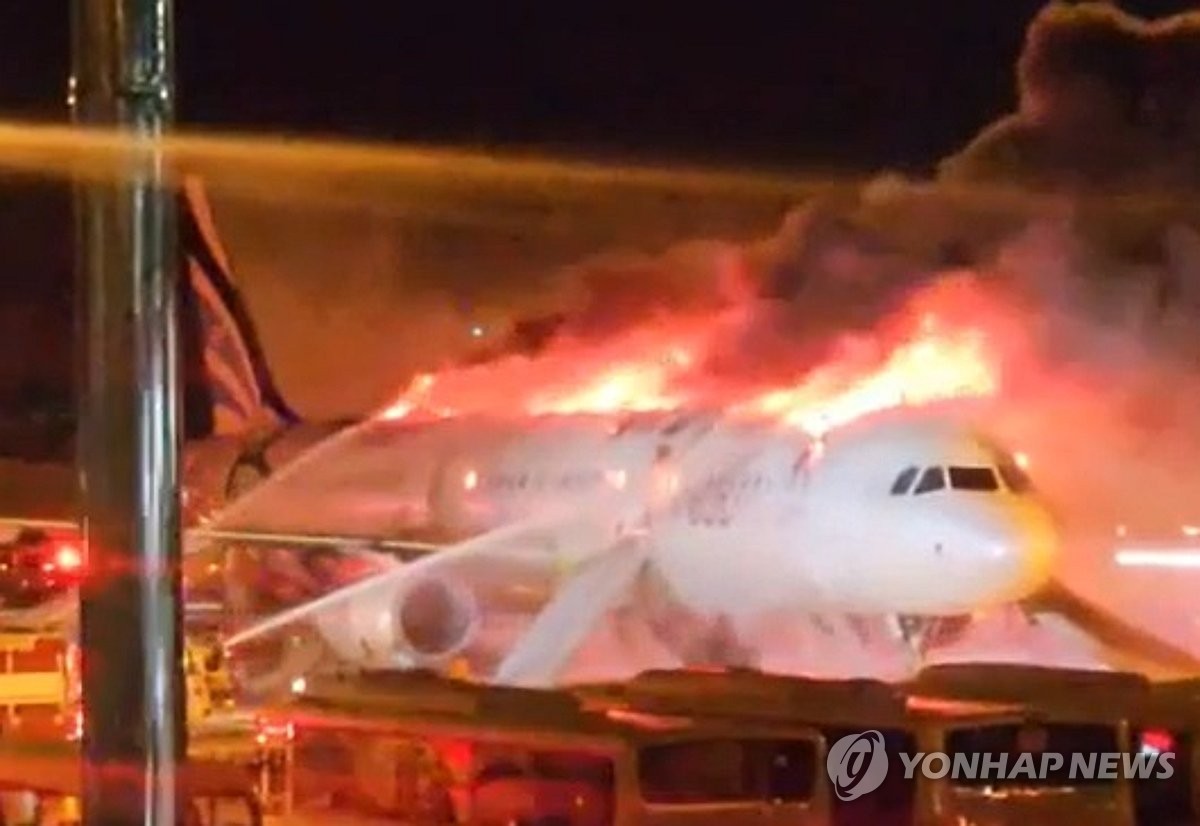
379;372;438;421
527;346;693;415
378;322;708;422
377;281;1003;433
738;323;997;436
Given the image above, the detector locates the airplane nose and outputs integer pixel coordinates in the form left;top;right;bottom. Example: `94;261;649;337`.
970;500;1058;601
936;500;1058;606
1008;501;1060;593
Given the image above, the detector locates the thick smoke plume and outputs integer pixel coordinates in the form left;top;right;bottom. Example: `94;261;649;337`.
943;1;1200;192
209;3;1200;578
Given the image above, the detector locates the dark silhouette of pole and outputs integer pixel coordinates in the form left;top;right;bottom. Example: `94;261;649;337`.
71;1;186;824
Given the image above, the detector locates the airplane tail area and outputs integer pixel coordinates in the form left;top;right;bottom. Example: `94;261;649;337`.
179;177;298;440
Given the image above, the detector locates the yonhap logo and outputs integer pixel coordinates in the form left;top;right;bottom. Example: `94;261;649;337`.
824;729;1177;798
827;730;889;800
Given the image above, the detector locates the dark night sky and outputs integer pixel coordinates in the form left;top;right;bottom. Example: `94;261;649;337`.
0;0;1195;420
0;1;1192;170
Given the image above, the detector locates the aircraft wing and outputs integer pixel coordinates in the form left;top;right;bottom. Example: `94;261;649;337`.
0;517;442;560
493;538;651;686
223;496;634;649
0;517;78;536
927;579;1200;680
183;527;443;559
1018;579;1200;679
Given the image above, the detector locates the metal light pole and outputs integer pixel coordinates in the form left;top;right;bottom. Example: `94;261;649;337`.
70;1;185;825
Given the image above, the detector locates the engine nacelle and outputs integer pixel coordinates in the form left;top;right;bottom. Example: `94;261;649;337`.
311;574;482;668
392;576;481;664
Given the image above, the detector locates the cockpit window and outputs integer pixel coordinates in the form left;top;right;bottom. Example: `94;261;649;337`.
912;467;945;494
890;466;919;495
948;466;999;491
997;461;1032;493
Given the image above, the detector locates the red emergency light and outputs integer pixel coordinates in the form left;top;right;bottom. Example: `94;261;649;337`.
1140;728;1176;755
53;544;83;572
254;716;295;746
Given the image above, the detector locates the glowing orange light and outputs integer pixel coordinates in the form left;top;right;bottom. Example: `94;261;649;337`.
379;372;437;420
374;282;1002;437
1115;550;1200;568
463;469;479;491
67;707;83;742
54;544;83;571
1014;452;1030;470
736;324;997;436
255;717;295;744
377;322;705;423
604;708;692;730
528;362;683;416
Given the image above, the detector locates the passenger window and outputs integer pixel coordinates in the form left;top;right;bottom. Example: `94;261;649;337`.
948;466;999;491
890;466;919;495
913;467;945;494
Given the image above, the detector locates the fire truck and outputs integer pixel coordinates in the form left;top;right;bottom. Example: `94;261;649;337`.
0;524;82;614
0;739;265;826
257;669;839;826
0;626;238;740
0;524;82;741
0;524;293;813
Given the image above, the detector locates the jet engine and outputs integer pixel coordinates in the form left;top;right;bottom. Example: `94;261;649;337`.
391;576;482;664
307;573;483;669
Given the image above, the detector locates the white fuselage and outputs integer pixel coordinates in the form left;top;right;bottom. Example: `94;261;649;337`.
229;409;1059;622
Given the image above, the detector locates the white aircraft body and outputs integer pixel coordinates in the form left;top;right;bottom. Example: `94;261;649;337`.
217;409;1064;686
1;178;1197;689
